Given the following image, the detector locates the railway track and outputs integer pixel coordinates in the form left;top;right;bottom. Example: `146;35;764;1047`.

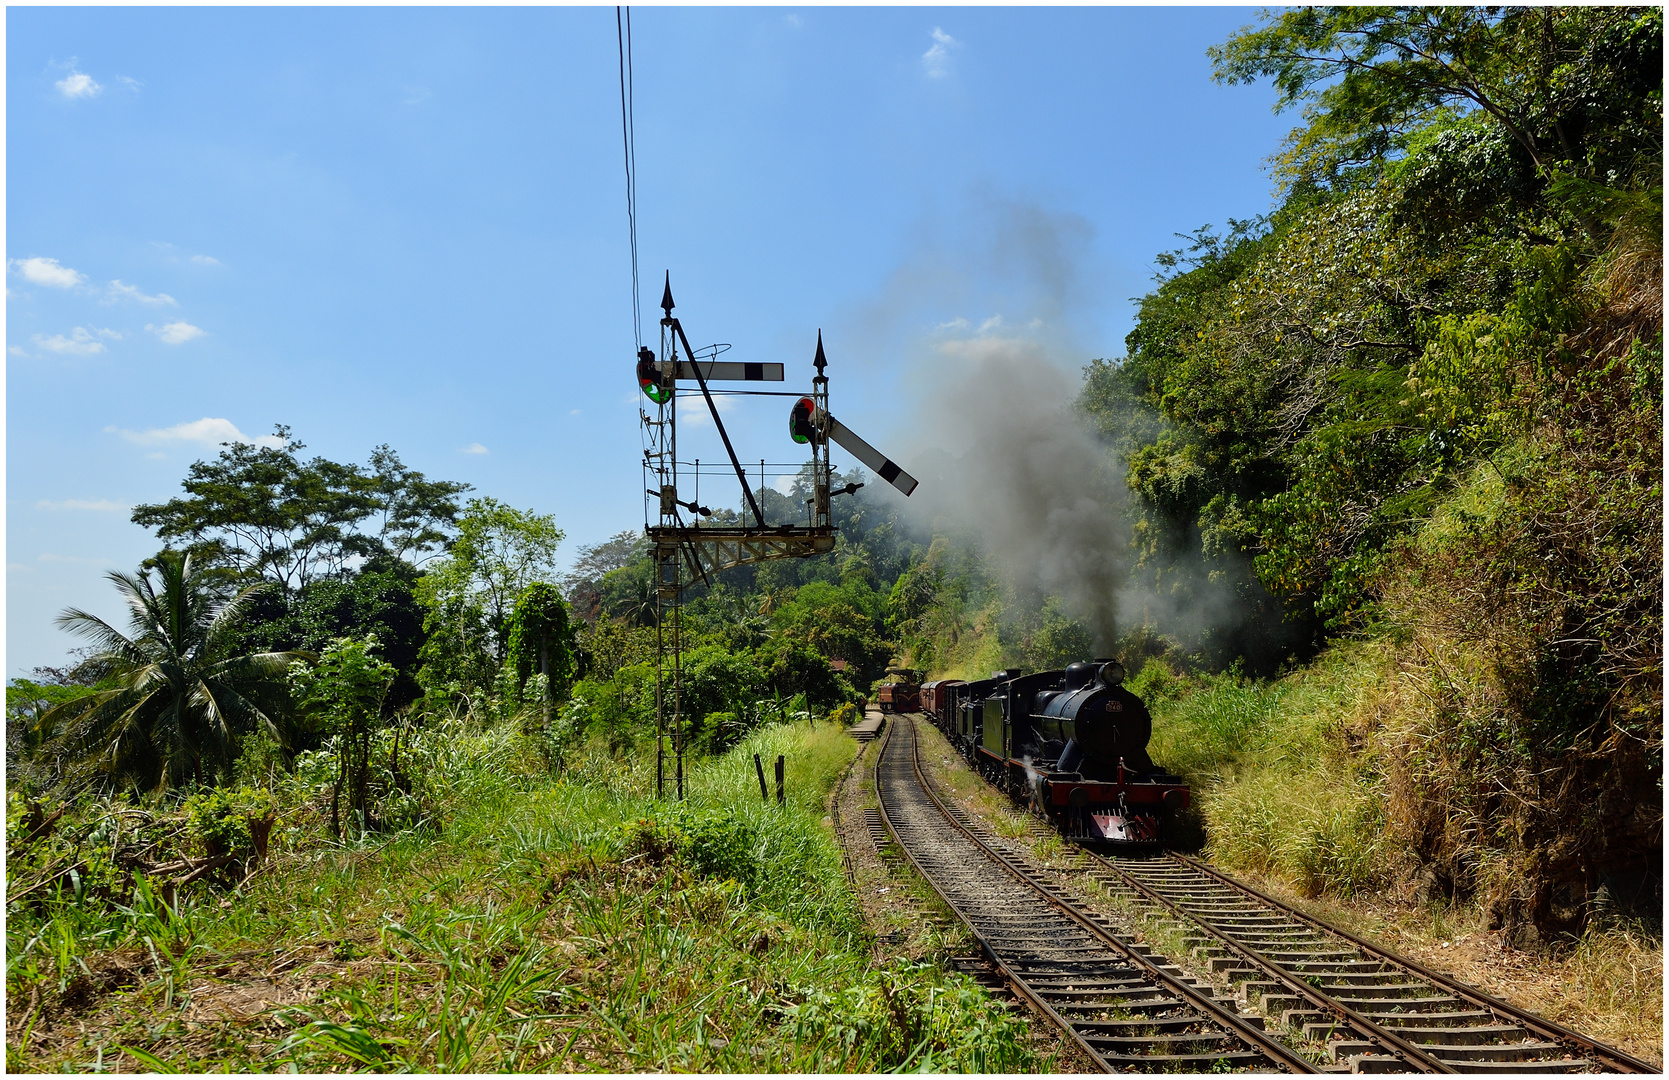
1082;852;1654;1074
874;715;1318;1073
894;712;1651;1074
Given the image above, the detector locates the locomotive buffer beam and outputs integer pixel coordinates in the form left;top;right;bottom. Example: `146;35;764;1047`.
650;525;836;595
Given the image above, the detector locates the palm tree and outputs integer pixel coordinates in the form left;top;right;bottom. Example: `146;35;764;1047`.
42;551;307;792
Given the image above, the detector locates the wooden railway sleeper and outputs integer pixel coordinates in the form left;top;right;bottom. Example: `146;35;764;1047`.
1172;855;1654;1074
1094;856;1454;1073
887;719;1317;1075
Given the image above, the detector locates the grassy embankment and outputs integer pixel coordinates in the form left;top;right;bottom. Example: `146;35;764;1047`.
1133;649;1662;1063
7;719;1037;1072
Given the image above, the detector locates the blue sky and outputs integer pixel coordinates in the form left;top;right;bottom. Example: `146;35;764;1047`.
7;6;1295;677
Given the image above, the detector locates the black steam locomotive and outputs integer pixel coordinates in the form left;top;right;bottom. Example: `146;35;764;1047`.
920;660;1189;849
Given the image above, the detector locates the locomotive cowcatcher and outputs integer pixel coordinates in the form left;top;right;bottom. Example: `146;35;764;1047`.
920;660;1189;849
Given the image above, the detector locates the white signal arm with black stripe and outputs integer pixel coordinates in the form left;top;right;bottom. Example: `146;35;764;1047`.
823;414;918;496
660;359;784;382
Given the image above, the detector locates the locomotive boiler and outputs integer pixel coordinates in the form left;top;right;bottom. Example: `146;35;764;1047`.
920;660;1189;848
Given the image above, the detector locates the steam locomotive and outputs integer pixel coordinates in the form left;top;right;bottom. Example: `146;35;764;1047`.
919;660;1190;848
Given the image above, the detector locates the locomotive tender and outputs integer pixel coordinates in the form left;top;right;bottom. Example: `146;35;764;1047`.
919;660;1189;848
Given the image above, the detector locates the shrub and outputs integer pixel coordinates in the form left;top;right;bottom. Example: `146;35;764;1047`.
183;786;276;860
621;806;760;886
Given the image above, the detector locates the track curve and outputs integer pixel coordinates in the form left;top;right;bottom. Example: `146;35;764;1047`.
874;715;1317;1073
1084;852;1653;1074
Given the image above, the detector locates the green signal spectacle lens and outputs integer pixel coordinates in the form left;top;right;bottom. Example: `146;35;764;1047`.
636;348;671;404
789;396;819;444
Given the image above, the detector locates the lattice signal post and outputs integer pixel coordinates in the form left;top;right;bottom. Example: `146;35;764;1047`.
637;274;917;798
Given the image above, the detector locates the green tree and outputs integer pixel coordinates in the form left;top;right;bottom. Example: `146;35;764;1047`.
39;551;305;792
1215;8;1669;200
1211;7;1662;198
417;498;564;696
229;554;428;715
130;428;376;590
288;637;395;838
562;529;647;621
504;582;580;712
770;580;892;686
367;445;473;564
131;429;472;590
752;638;852;712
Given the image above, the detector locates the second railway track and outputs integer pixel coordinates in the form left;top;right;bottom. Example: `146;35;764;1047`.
1083;852;1653;1074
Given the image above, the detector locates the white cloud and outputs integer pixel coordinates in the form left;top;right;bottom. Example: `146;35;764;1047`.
147;321;205;345
569;409;581;416
460;442;489;454
34;327;119;355
934;335;1042;366
8;345;26;357
937;317;970;331
922;27;959;78
772;474;798;495
979;314;1004;334
36;498;125;512
676;392;738;427
108;418;286;449
11;256;85;288
116;75;143;92
784;13;803;28
56;71;102;99
108;279;177;306
189;254;221;266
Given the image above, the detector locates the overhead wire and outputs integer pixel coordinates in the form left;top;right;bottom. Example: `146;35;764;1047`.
617;6;642;350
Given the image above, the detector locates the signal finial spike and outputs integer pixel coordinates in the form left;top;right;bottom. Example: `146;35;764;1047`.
813;330;827;377
660;272;675;316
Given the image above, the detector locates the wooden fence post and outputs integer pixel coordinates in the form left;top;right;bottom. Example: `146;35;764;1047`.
753;753;769;801
775;755;785;805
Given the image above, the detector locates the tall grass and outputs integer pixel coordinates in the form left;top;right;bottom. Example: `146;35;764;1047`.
1140;646;1391;897
8;717;1039;1073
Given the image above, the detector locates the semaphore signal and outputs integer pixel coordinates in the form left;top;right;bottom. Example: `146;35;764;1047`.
635;274;918;798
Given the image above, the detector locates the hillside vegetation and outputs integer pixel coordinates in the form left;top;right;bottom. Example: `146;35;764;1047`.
1090;6;1662;946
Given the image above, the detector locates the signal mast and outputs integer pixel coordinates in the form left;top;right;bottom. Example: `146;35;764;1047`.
637;273;917;797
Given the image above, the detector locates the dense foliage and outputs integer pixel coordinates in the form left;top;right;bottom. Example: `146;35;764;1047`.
28;552;304;793
1089;5;1661;940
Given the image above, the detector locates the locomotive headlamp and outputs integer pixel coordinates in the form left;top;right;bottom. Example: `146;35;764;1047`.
636;347;672;404
789;396;821;444
1098;660;1127;685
